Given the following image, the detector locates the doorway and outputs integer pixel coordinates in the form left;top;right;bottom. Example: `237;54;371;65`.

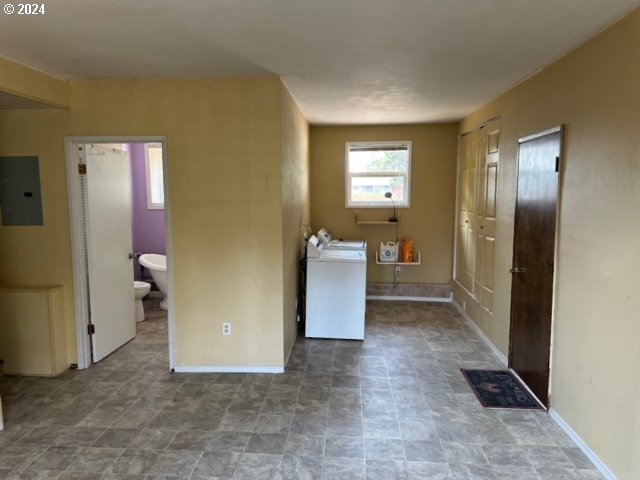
508;126;563;406
65;136;174;370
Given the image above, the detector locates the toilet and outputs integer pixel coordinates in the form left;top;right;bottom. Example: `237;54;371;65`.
134;281;151;322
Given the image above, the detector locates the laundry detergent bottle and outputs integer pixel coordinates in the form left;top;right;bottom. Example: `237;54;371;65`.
401;237;414;263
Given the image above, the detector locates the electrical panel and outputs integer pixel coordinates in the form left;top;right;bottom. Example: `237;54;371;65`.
0;156;44;226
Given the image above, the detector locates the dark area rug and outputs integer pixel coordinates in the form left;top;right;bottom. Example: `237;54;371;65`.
461;369;544;410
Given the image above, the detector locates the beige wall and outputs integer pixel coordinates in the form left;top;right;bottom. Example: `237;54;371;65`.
310;124;458;286
456;9;640;480
0;75;307;369
280;85;309;362
0;56;69;108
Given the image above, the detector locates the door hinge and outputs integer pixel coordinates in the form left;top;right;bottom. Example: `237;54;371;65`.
87;323;95;335
78;163;87;175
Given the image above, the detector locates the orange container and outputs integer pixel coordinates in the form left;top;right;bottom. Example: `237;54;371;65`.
401;238;414;263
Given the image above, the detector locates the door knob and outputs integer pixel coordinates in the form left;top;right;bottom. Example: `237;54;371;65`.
510;267;527;274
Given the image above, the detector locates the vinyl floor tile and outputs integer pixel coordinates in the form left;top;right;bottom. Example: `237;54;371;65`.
0;301;602;480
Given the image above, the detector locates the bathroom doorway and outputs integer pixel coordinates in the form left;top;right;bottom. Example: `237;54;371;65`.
65;136;174;370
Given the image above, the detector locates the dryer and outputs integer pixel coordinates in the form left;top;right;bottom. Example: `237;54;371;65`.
305;236;367;340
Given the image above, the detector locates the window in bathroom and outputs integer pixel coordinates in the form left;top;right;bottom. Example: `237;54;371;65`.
145;144;164;209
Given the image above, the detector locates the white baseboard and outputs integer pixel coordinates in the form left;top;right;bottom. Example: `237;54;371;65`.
366;295;452;302
173;365;285;374
452;299;508;366
549;409;618;480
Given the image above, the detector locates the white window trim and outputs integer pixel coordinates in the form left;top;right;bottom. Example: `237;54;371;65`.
345;141;412;208
145;143;164;209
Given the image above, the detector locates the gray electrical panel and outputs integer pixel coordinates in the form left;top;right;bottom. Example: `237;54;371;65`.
0;156;44;226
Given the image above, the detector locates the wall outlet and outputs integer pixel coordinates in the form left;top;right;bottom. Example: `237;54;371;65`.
394;265;401;275
222;323;231;336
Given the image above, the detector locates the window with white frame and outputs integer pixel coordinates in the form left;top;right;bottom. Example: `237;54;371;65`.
145;144;164;209
345;141;411;207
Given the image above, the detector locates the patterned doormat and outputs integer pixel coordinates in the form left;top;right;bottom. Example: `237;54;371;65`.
461;369;544;410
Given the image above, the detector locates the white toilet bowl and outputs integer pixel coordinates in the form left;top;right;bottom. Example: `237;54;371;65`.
134;281;151;322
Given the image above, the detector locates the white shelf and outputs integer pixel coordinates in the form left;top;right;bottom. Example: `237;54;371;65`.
375;250;421;266
357;220;398;225
355;212;399;225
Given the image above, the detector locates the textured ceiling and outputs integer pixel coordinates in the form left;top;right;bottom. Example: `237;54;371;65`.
0;0;638;122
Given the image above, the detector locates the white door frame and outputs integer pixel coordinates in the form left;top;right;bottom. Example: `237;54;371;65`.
65;136;175;370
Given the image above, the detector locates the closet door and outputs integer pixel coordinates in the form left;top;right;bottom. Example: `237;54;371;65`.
473;121;500;310
455;129;478;291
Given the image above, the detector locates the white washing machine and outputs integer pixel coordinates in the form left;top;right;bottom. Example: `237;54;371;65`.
317;227;367;251
305;236;367;340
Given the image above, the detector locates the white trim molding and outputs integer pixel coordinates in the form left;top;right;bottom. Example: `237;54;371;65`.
452;299;508;366
173;365;285;374
65;140;92;370
64;136;175;371
549;409;619;480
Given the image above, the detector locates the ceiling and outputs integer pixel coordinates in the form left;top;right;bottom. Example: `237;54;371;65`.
0;0;638;123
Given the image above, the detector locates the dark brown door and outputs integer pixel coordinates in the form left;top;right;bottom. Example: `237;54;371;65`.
509;126;562;407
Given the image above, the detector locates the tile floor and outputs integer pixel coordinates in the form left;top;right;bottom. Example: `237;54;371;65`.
0;299;603;479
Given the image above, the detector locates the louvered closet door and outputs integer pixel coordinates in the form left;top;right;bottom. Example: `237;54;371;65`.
455;130;478;291
473;121;500;311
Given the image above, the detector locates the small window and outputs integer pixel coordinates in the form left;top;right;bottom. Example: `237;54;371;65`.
345;141;411;207
145;144;164;209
